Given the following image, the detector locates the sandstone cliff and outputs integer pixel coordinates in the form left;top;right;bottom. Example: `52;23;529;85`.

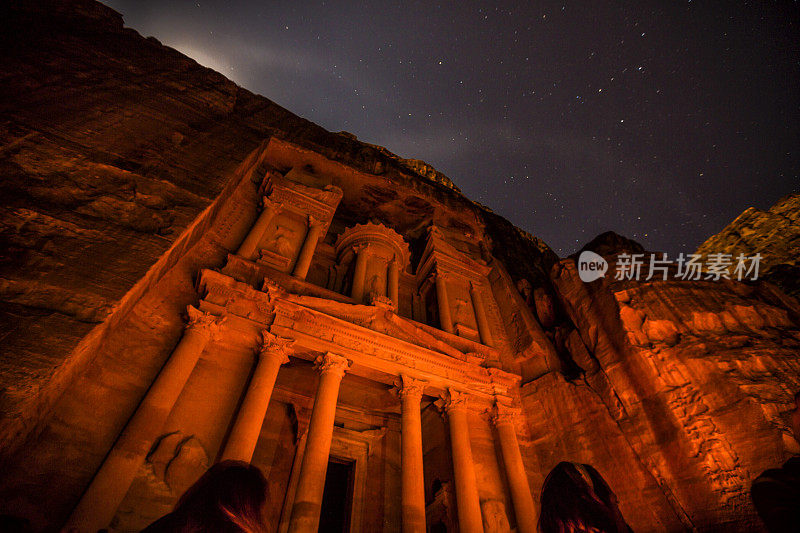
0;0;529;456
696;193;800;297
1;2;799;532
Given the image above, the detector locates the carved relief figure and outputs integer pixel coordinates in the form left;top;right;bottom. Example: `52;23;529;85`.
453;297;470;325
265;225;295;257
368;273;383;298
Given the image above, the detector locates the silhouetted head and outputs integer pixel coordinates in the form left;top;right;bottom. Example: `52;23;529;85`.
144;460;268;533
538;462;633;533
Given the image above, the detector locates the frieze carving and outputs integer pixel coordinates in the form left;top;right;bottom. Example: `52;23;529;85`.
269;188;338;233
201;269;515;398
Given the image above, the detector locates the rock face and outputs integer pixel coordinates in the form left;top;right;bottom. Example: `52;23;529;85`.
0;2;798;533
696;193;800;297
0;0;472;459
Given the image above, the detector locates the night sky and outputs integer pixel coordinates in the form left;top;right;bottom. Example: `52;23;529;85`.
102;0;799;256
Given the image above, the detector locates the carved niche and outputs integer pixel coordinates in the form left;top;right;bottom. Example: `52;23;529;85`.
416;224;496;346
254;170;342;273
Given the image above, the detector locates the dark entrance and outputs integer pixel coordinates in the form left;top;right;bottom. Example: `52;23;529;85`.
318;458;355;532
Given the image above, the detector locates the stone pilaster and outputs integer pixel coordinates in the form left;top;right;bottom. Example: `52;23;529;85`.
221;331;293;462
491;401;537;533
64;307;224;533
435;273;454;334
238;197;281;260
395;375;427;533
288;353;351;533
292;215;323;280
440;388;483;533
388;255;401;308
350;244;371;303
470;281;494;347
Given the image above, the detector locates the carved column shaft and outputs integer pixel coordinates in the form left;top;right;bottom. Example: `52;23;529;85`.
435;274;454;334
493;406;537;533
470;282;494;347
388;258;400;308
288;353;350;533
65;307;223;533
350;245;370;303
292;216;323;280
442;390;483;533
398;376;427;533
278;429;309;533
221;332;293;463
238;197;281;260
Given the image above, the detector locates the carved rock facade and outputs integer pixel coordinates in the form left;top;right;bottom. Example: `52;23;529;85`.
0;2;798;533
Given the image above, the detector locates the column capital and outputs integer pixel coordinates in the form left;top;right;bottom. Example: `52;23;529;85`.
258;330;294;364
261;196;282;211
393;374;427;402
353;242;373;256
314;352;350;378
307;214;323;229
490;400;521;428
185;306;225;340
432;271;451;283
438;388;470;415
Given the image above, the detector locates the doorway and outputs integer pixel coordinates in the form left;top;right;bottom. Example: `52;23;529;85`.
318;457;355;532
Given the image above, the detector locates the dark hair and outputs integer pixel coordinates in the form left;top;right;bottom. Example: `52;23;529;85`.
143;460;268;533
538;462;633;533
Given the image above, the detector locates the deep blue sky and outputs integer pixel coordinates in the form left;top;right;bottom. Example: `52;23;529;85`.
102;0;799;256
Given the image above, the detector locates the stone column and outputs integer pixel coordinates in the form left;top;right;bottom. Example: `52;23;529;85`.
388;256;400;308
65;307;224;533
292;215;324;280
492;402;537;533
469;282;494;347
350;244;370;303
396;375;427;533
434;273;454;334
220;331;294;462
440;389;483;533
238;197;281;260
288;353;351;533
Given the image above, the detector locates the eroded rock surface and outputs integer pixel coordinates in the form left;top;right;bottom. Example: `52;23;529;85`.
0;2;798;533
696;193;800;297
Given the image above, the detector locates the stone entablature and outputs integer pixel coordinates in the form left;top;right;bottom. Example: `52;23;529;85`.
215;253;500;365
196;268;518;405
264;171;343;237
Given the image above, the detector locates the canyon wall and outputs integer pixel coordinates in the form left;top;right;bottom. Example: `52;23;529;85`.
696;193;800;298
0;2;798;532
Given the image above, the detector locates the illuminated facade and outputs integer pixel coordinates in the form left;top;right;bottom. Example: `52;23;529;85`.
2;137;798;533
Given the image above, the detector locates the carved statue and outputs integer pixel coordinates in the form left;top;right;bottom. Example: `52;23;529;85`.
480;499;511;533
265;225;295;257
453;297;470;325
